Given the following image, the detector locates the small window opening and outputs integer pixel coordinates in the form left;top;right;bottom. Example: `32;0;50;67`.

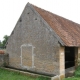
19;18;22;22
27;12;30;14
35;18;37;20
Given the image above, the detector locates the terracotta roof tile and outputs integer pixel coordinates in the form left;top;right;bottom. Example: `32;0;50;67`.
33;5;80;46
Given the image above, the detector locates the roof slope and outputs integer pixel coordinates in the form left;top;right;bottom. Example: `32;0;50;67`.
32;4;80;47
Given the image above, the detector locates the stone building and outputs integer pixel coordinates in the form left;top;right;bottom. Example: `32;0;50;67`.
6;3;80;79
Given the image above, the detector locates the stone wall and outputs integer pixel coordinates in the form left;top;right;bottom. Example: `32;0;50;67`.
0;54;9;67
59;47;65;79
6;3;61;76
78;48;80;65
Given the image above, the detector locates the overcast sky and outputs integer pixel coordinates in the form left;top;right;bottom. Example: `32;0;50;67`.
0;0;80;41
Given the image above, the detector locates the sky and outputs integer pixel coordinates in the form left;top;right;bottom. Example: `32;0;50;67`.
0;0;80;41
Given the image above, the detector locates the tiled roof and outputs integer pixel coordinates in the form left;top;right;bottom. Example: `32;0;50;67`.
33;5;80;46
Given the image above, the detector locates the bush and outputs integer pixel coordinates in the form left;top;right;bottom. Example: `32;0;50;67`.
74;66;80;77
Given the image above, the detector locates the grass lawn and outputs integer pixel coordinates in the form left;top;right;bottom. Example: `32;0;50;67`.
0;68;50;80
0;66;80;80
64;77;80;80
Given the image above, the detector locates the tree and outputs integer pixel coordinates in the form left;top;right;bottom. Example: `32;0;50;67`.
0;35;9;49
0;40;2;48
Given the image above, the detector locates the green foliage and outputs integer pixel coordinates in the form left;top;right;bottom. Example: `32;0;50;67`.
0;35;9;49
64;77;80;80
0;41;3;48
74;66;80;77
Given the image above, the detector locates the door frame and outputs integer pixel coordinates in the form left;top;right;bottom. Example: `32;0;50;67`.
20;44;35;68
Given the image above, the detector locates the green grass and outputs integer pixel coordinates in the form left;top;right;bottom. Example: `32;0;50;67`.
64;66;80;80
64;77;80;80
1;66;80;80
0;68;50;80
